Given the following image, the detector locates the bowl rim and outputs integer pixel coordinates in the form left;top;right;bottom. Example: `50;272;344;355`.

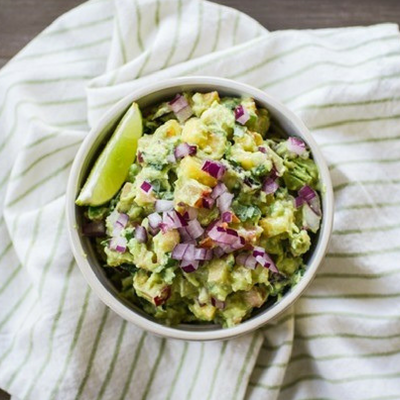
66;76;334;341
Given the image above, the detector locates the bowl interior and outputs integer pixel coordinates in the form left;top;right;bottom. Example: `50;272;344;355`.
68;77;333;340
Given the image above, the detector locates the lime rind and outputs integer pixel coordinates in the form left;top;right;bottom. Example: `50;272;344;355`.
76;102;143;206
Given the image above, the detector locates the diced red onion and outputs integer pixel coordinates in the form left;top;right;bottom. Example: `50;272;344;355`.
255;255;270;268
169;94;189;112
208;226;231;243
299;185;321;216
183;207;198;221
262;178;279;195
187;219;204;239
176;106;193;123
140;181;152;193
252;246;265;258
236;253;258;270
155;200;174;213
234;105;250;125
135;226;147;243
269;167;279;180
302;202;321;233
258;146;267;154
226;228;238;237
174;143;197;159
211;182;228;199
160;218;173;233
137;151;143;164
295;196;305;208
213;247;225;258
222;211;233;223
178;227;192;243
169;94;193;123
217;192;234;213
202;196;215;209
308;196;322;216
205;219;221;233
154;286;171;306
181;260;199;273
111;212;129;237
109;236;127;253
180;244;196;260
82;221;106;237
179;219;204;240
161;210;188;232
218;243;236;254
252;246;278;273
208;226;244;250
172;243;195;260
194;247;213;261
211;297;226;310
175;211;188;227
287;137;306;155
298;185;316;202
264;253;279;273
148;212;162;229
113;224;123;237
108;209;120;225
201;160;226;180
116;213;129;228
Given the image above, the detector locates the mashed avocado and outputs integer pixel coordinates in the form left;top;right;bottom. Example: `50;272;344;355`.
82;91;322;327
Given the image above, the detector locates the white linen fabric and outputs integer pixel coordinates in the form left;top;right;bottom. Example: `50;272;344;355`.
1;1;400;399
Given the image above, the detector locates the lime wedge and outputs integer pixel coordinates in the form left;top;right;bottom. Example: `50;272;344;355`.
76;102;143;206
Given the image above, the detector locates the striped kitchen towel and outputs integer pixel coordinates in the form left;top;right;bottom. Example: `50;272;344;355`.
0;0;400;399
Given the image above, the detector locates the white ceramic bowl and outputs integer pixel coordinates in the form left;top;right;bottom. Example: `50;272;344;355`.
66;76;334;341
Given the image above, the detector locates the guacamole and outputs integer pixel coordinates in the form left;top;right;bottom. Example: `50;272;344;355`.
81;91;322;327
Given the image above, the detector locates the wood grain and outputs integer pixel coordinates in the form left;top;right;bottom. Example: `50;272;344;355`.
1;0;400;399
1;0;400;68
215;0;400;30
0;0;83;68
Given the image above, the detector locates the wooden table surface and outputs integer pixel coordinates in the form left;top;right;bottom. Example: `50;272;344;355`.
1;0;400;398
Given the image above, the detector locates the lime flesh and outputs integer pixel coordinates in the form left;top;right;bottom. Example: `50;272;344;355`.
76;102;143;206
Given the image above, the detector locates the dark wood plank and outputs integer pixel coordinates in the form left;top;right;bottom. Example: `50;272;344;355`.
1;1;400;400
0;0;84;62
0;58;9;69
0;392;8;400
214;0;400;30
1;0;400;66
